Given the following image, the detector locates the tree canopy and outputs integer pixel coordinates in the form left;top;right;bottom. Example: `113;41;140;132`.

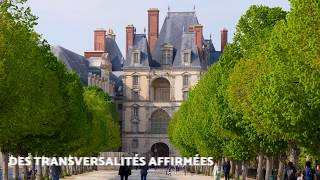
0;0;120;158
168;1;320;164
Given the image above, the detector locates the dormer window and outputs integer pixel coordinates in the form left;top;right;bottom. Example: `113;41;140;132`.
182;49;191;64
162;50;172;64
132;49;140;64
161;43;174;65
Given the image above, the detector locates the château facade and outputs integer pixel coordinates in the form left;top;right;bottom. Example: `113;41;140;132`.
51;8;227;157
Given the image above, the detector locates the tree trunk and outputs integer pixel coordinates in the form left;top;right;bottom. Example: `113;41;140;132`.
44;165;49;179
242;161;248;180
265;156;272;180
234;161;241;180
36;159;43;180
30;155;36;180
231;160;236;177
289;141;299;166
277;155;285;180
13;160;19;180
218;159;222;171
2;151;9;180
72;164;77;175
257;154;264;180
23;165;28;180
64;165;67;175
60;165;65;177
66;165;69;175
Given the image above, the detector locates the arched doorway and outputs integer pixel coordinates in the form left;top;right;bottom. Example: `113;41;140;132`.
151;142;170;157
150;109;170;134
151;78;170;101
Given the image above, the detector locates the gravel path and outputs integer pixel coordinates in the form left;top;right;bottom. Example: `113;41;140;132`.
61;169;215;180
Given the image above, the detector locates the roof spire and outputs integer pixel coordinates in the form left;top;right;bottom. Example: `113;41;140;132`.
144;27;146;34
210;33;212;40
193;5;196;11
168;6;170;12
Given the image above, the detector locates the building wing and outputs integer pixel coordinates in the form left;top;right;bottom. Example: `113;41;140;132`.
51;45;89;85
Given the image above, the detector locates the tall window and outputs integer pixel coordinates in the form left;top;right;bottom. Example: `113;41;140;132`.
151;109;170;134
133;106;139;119
133;50;140;64
152;78;170;102
118;104;123;110
132;123;139;133
183;91;189;100
182;49;191;64
132;90;139;100
161;43;174;66
183;75;189;87
132;75;139;86
132;139;139;148
162;50;172;65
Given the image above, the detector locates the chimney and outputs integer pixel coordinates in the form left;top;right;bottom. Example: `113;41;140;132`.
188;25;194;32
106;28;116;40
126;25;135;56
194;24;203;55
221;28;228;52
148;8;159;52
100;53;112;72
94;28;106;51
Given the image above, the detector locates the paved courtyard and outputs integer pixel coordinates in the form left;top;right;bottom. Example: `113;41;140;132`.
61;169;215;180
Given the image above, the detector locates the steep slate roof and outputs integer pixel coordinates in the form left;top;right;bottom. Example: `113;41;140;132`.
172;32;201;69
105;37;124;71
110;71;123;96
151;11;199;67
204;39;221;65
124;11;222;69
51;45;89;85
124;34;151;69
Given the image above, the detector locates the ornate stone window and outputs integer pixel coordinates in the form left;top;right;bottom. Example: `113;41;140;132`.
183;74;189;88
182;49;191;64
132;90;139;100
132;75;139;88
161;43;174;65
132;139;139;148
118;104;123;110
132;49;140;64
132;123;139;133
132;105;139;120
150;109;170;134
152;78;170;102
183;91;189;100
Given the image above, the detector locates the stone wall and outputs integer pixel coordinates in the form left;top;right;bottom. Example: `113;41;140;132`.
121;68;203;156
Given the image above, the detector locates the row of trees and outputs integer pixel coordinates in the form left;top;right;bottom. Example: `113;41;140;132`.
0;1;120;179
169;0;320;179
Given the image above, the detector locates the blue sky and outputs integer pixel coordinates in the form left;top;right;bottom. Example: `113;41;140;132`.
27;0;290;55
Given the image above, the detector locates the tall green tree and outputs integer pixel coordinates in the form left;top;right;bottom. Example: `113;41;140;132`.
169;5;287;180
0;1;121;179
0;0;65;154
249;0;320;163
80;87;120;155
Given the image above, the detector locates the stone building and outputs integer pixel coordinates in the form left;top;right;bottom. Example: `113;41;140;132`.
121;9;226;157
52;8;227;157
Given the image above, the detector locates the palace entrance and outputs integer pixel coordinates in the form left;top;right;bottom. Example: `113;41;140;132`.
151;142;170;157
